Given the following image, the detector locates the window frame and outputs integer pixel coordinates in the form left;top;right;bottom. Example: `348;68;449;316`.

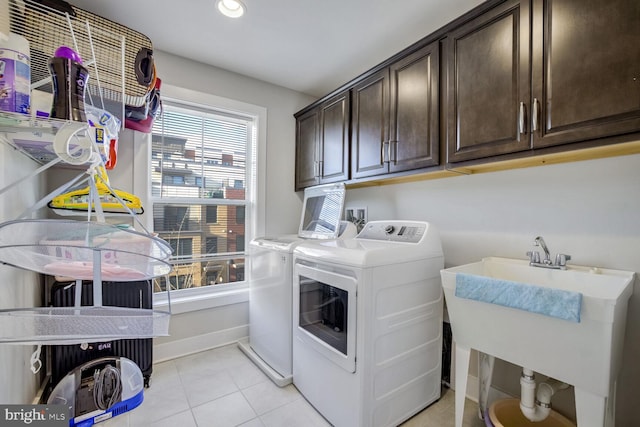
133;84;267;313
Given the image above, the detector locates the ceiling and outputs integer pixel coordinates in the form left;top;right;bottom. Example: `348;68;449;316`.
67;0;485;98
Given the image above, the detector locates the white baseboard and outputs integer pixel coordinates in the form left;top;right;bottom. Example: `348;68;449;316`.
153;324;249;363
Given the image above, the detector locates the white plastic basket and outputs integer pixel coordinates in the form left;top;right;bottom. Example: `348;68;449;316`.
0;218;173;344
0;306;170;345
0;219;172;281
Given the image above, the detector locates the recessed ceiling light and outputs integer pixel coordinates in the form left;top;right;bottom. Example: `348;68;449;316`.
217;0;246;18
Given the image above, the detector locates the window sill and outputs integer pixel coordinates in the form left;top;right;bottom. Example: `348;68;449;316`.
153;283;249;315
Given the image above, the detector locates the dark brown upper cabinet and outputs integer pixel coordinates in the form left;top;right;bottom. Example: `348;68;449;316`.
447;0;640;164
295;91;350;191
351;42;440;179
390;44;441;173
351;69;389;179
295;108;320;190
296;0;640;188
531;0;640;148
446;0;532;163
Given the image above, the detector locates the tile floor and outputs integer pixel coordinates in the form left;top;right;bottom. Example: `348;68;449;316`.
102;343;485;427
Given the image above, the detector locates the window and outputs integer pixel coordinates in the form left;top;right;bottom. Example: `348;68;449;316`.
235;233;245;252
160;206;190;231
236;206;245;225
205;237;218;253
206;205;218;224
167;238;194;258
168;275;190;290
151;97;257;293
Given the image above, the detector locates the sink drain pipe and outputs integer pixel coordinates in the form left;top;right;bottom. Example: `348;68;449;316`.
520;368;570;422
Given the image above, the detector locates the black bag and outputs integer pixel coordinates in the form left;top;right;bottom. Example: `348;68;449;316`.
47;280;154;395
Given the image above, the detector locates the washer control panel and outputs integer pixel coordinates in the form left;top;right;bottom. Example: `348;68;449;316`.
357;221;426;243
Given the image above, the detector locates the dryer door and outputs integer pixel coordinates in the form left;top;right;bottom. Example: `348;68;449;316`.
294;263;357;373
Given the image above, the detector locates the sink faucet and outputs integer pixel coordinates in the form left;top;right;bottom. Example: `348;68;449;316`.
527;236;571;270
534;236;552;265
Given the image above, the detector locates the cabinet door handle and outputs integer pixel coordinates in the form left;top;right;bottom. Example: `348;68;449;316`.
389;140;397;163
318;160;323;177
519;102;526;134
532;98;539;132
381;141;389;163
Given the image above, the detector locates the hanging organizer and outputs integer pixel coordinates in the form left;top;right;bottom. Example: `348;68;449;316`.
1;0;154;165
10;0;152;108
0;172;174;345
0;0;172;345
0;172;173;345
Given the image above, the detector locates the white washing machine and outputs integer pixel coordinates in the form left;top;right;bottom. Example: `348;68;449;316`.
293;220;444;427
238;183;355;386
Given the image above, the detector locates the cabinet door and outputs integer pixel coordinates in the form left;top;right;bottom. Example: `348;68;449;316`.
319;92;350;184
531;0;640;148
446;0;532;163
351;69;389;179
295;108;320;191
389;41;440;173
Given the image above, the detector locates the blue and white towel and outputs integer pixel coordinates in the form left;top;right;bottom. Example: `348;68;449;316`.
455;272;582;323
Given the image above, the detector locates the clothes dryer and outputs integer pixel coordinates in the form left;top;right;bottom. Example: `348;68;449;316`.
293;220;444;427
238;183;355;386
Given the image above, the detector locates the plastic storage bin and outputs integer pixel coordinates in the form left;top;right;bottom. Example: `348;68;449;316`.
488;399;575;427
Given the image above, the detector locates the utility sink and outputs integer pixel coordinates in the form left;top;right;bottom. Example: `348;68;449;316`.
441;257;635;427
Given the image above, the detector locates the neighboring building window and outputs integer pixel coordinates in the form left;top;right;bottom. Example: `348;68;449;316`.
205;269;221;286
236;206;245;225
151;99;256;293
205;237;218;254
233;260;245;282
167;238;193;258
161;206;189;231
168;275;190;290
235;233;245;252
206;205;218;224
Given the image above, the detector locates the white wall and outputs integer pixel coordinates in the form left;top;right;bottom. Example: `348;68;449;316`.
345;151;640;425
0;141;45;404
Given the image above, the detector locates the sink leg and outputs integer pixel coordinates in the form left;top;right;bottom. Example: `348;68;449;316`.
606;381;617;427
454;345;471;427
575;387;606;427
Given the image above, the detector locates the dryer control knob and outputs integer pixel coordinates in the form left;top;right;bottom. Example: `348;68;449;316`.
384;225;395;234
